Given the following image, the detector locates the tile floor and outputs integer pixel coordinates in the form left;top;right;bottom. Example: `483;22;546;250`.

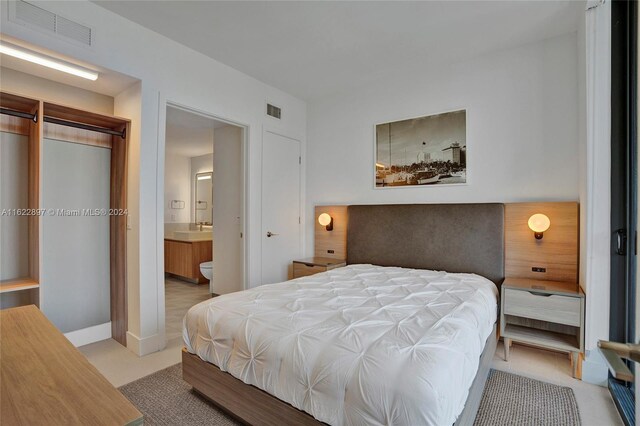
164;276;211;347
79;277;210;387
80;286;624;425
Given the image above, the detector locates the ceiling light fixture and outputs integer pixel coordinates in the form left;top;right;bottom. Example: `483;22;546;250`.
0;41;98;81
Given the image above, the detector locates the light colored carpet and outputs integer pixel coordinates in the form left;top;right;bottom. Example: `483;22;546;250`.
474;369;581;426
120;365;580;426
120;364;239;426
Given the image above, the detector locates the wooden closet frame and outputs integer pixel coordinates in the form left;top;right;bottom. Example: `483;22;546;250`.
0;91;130;345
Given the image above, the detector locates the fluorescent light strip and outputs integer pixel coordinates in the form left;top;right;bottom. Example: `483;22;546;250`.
197;175;212;180
0;41;98;81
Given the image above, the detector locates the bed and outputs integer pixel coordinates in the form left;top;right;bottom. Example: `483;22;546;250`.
182;203;505;426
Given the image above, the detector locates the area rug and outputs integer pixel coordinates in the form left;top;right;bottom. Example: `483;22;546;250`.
119;365;580;426
474;369;581;426
119;364;240;425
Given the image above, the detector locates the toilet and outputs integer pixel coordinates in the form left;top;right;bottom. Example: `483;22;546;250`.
199;261;213;281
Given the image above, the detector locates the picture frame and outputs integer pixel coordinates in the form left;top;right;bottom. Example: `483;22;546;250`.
374;109;467;188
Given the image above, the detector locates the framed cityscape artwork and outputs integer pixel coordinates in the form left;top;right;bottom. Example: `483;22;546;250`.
375;109;467;188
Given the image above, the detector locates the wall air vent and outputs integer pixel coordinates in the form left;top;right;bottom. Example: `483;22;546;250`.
266;103;282;120
9;0;93;47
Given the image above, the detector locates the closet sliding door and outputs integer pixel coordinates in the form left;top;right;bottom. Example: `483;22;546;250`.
41;137;111;336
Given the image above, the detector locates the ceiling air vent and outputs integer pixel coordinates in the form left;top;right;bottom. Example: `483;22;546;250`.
266;103;282;120
9;0;94;47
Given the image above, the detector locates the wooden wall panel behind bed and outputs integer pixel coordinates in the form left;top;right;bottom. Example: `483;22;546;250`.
314;205;348;260
346;203;505;285
504;202;578;282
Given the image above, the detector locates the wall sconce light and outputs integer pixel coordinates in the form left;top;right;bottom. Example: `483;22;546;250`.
528;213;551;240
318;213;333;231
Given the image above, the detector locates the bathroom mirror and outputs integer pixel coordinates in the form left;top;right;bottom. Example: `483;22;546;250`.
195;171;213;225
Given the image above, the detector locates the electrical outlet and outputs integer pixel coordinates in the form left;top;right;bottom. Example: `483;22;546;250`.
531;267;546;273
171;214;176;222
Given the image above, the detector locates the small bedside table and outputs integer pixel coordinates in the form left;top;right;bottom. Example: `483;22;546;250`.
292;257;346;279
500;278;585;378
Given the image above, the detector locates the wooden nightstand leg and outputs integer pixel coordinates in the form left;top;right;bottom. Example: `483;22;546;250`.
504;338;511;361
571;352;581;379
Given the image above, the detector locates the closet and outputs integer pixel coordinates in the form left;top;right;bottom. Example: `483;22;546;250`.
0;91;130;346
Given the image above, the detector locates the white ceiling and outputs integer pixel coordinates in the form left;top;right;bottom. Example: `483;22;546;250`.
166;106;228;157
93;1;582;102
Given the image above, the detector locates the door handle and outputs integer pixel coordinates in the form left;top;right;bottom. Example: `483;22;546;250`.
615;229;627;255
266;231;279;237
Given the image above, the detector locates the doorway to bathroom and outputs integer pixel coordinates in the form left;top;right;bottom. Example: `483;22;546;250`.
162;104;246;346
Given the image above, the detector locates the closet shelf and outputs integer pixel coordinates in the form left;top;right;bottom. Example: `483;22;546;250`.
0;278;39;294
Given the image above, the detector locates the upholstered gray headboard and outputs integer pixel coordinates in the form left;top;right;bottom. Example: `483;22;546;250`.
347;203;505;285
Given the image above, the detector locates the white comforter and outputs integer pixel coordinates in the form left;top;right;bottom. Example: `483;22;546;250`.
183;264;498;426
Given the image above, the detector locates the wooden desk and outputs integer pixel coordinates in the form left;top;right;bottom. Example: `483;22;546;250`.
1;305;142;425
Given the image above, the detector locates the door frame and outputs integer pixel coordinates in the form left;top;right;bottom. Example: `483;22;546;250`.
260;129;303;285
609;1;638;424
157;100;250;341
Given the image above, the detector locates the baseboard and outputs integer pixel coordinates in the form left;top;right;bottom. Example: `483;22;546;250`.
581;349;609;386
126;330;166;356
64;322;112;347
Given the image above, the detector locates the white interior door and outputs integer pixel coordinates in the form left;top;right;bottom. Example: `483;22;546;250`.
261;131;301;285
213;125;244;294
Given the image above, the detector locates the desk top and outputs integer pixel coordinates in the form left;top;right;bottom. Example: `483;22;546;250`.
1;305;142;425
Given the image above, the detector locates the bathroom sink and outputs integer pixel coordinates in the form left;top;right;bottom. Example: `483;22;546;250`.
172;230;212;241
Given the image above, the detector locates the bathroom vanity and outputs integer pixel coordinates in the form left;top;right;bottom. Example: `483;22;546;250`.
164;234;212;284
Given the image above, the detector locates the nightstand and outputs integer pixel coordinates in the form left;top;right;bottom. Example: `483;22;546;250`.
500;278;585;378
292;257;346;279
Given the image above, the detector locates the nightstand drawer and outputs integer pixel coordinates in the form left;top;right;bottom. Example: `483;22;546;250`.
504;288;581;326
293;263;326;278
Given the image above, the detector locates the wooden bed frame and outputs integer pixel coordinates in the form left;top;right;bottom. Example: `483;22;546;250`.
182;203;505;425
182;324;497;426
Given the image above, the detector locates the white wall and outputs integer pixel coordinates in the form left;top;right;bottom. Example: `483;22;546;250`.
0;132;29;281
578;4;588;301
41;139;111;334
1;0;307;355
580;0;612;385
164;152;191;224
305;32;579;255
